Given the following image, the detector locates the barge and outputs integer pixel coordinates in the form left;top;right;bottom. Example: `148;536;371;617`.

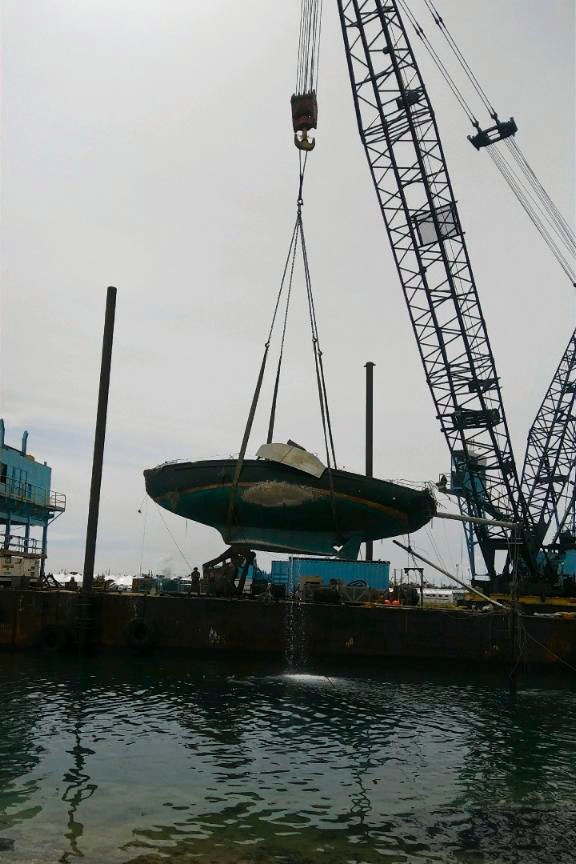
0;588;574;668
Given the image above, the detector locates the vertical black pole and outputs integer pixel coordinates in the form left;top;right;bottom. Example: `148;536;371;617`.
40;522;47;579
82;286;117;593
365;362;375;562
509;525;520;694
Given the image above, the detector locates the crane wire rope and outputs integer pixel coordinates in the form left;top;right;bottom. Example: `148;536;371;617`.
486;145;575;284
154;502;194;571
224;207;304;538
397;0;477;125
299;201;337;470
399;0;575;285
267;219;300;444
226;167;339;538
422;0;495;117
138;496;148;577
296;0;324;95
422;0;576;274
504;137;576;256
424;0;576;267
226;0;337;541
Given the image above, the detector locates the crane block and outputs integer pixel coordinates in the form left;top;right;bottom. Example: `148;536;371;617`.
468;117;518;150
291;92;318;151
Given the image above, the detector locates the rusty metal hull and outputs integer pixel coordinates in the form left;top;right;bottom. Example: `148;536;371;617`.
0;590;575;669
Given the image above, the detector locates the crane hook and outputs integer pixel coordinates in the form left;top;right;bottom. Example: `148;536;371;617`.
294;131;316;151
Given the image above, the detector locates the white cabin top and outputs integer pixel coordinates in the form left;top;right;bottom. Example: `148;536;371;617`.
256;442;326;478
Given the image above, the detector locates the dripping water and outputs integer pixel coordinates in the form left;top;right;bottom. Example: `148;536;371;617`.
284;557;306;669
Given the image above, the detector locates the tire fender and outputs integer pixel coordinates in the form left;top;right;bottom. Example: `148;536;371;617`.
127;618;155;650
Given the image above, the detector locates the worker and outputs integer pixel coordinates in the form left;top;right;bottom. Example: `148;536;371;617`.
190;567;201;596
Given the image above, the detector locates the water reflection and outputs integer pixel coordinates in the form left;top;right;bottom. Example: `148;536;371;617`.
0;655;574;863
59;671;97;864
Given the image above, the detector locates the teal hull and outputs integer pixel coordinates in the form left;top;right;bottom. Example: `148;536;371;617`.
144;459;436;558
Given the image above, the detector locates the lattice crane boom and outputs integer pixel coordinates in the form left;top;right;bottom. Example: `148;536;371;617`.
335;0;533;576
521;327;576;545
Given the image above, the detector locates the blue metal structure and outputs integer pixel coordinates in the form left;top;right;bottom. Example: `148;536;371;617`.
0;420;66;578
271;557;390;591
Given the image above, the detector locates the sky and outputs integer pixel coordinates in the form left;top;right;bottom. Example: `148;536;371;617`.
1;0;574;581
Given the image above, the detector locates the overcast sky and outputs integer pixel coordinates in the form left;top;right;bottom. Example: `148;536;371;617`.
1;0;574;580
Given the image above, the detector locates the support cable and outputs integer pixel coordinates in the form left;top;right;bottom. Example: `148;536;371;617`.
228;0;331;542
401;0;575;284
226;154;337;541
296;0;323;95
505;138;576;255
267;221;300;443
154;503;194;571
423;0;496;117
225;196;305;541
487;146;575;284
296;193;340;541
298;208;337;469
397;0;477;124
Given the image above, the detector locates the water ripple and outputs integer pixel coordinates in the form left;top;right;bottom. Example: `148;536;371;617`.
0;655;575;863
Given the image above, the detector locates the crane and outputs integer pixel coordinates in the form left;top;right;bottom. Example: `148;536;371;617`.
334;0;535;579
521;328;576;549
451;327;576;584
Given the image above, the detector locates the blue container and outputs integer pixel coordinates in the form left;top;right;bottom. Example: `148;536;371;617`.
270;557;389;590
560;549;576;578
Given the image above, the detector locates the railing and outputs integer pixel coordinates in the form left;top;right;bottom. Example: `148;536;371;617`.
0;533;42;556
0;479;66;512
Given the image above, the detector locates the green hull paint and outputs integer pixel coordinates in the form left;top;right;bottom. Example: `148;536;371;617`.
144;459;436;558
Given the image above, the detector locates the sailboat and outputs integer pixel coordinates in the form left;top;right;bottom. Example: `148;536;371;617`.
144;441;436;559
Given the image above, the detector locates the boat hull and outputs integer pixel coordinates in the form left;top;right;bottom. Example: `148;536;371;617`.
144;459;436;557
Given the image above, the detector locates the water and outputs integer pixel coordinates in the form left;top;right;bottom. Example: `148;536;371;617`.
0;654;575;864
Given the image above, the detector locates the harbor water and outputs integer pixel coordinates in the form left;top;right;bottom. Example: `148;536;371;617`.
0;653;575;864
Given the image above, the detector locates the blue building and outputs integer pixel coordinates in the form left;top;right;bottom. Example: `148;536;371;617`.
0;420;66;582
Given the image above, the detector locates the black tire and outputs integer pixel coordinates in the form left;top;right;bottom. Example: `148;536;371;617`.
127;618;155;650
39;625;71;654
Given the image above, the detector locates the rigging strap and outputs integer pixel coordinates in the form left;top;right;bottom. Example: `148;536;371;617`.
298;201;340;540
267;218;300;443
226;159;339;543
224;341;271;543
224;207;302;541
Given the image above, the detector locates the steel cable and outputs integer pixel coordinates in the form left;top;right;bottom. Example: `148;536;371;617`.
487;146;575;284
397;0;477;124
406;0;575;281
423;0;495;117
296;0;323;95
267;224;300;443
505;138;576;256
